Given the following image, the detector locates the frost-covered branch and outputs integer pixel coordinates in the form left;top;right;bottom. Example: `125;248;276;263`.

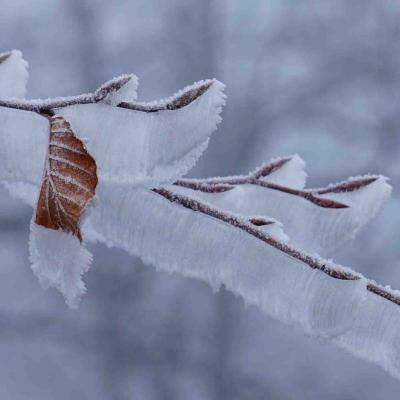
153;187;356;280
0;74;133;114
154;186;400;306
118;80;213;112
0;75;216;117
84;181;400;380
2;48;400;381
176;156;380;209
0;50;28;99
173;156;391;255
0;52;226;306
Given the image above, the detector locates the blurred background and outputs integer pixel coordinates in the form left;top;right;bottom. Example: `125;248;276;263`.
1;0;400;399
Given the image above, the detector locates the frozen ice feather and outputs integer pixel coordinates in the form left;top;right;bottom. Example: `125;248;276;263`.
0;107;48;188
57;79;226;187
188;155;306;189
82;184;400;379
29;220;92;308
0;50;28;99
96;74;138;105
0;77;223;198
0;74;135;113
0;51;44;205
0;107;47;206
250;154;307;188
2;182;38;207
248;216;289;242
174;168;391;256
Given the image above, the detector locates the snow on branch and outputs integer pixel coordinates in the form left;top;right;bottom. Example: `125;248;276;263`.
0;74;135;114
0;77;225;191
58;79;225;186
0;50;28;99
1;49;400;380
174;156;391;255
118;79;213;112
84;181;400;380
0;55;226;306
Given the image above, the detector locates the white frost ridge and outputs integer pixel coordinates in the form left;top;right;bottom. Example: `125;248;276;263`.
85;185;400;381
58;79;226;187
29;221;92;308
0;50;28;99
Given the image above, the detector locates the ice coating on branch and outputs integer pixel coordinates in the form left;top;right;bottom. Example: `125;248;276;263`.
0;75;135;114
29;220;92;308
1;61;399;379
0;50;28;99
81;184;400;378
0;73;137;205
57;79;226;187
249;216;289;242
0;50;34;201
251;154;307;188
0;107;48;187
98;74;138;105
191;155;306;189
0;79;225;200
173;174;391;256
0;107;47;205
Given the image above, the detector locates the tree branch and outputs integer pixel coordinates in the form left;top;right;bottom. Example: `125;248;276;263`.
153;186;400;308
174;157;377;209
118;80;213;112
0;75;132;113
0;78;215;119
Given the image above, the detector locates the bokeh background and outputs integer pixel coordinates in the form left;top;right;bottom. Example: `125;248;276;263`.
1;1;400;399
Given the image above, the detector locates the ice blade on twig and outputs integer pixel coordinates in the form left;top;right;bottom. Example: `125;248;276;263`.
0;50;28;99
58;79;226;187
83;183;400;380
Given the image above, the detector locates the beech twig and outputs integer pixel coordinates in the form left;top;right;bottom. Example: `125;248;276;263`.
153;187;400;307
175;157;380;209
0;75;132;114
118;80;213;112
0;78;214;116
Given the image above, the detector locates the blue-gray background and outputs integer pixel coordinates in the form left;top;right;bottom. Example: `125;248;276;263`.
1;1;400;399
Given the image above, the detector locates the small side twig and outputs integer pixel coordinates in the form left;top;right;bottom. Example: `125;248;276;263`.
175;157;380;209
118;80;213;112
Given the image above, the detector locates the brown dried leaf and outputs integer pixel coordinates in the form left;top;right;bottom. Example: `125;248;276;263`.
35;115;98;241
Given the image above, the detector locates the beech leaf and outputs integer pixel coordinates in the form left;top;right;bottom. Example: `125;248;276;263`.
35;115;98;241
